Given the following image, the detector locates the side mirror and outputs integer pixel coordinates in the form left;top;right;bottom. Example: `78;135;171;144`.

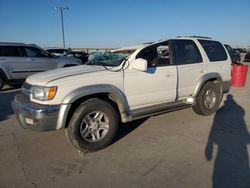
132;58;148;71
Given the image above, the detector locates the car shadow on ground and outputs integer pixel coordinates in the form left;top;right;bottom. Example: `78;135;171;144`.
205;94;250;188
0;86;21;122
112;118;149;144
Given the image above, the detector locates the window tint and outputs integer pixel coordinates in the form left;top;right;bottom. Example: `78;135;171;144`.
136;41;170;67
198;40;227;62
0;46;21;57
172;40;202;65
24;47;48;57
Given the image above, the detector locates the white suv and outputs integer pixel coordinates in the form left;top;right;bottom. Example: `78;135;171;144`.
12;37;231;152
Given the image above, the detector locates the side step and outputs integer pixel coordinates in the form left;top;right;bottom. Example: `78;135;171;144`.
131;100;193;121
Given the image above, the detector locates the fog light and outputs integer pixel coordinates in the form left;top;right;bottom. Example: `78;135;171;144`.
25;118;34;125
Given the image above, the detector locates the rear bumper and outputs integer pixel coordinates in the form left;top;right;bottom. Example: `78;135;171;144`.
12;94;60;131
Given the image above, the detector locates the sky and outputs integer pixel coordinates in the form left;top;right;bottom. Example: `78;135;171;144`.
0;0;249;48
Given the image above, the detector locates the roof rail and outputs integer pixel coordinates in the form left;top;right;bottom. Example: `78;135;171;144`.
176;36;212;39
187;36;212;39
142;41;154;45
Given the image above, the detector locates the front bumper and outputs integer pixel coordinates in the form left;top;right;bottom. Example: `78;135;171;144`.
12;94;60;131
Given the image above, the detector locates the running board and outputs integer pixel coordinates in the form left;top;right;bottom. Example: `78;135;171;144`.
131;100;192;121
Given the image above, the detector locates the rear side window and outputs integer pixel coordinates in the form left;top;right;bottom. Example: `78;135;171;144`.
24;47;48;57
0;46;21;57
198;40;227;62
172;40;202;65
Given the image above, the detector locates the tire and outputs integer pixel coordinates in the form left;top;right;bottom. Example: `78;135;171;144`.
0;75;4;90
193;81;222;116
66;98;118;153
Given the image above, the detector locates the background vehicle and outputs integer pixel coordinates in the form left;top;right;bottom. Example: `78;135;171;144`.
0;43;81;90
235;48;247;53
64;51;89;64
244;52;250;62
45;48;71;56
224;44;241;63
12;37;231;152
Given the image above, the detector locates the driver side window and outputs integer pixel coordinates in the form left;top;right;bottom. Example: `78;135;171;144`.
136;42;170;68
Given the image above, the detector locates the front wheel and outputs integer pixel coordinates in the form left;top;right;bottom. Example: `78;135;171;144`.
193;81;222;116
66;98;118;153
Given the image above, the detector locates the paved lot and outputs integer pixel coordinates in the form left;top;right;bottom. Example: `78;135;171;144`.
1;65;250;188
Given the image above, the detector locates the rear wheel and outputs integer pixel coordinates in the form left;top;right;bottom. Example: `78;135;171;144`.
193;81;222;115
66;98;118;153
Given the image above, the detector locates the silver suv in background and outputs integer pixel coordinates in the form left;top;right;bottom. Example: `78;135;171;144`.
0;43;82;90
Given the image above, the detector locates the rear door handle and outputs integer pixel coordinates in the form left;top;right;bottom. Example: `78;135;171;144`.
0;58;7;61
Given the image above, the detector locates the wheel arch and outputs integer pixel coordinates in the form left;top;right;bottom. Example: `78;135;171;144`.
192;73;223;97
60;84;131;129
0;68;9;82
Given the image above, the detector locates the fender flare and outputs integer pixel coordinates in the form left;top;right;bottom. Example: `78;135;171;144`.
192;73;223;97
62;84;129;122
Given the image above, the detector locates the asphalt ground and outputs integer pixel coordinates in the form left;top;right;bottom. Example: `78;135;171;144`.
0;63;250;188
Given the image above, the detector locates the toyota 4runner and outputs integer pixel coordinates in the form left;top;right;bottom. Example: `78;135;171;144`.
12;37;231;152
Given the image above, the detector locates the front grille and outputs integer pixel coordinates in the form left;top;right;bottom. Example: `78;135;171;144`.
22;82;33;98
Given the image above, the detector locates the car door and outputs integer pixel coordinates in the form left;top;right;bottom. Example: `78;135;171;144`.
171;39;205;99
0;45;31;80
124;41;177;110
21;46;57;76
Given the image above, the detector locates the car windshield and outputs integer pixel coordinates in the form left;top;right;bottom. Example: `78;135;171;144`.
86;52;129;66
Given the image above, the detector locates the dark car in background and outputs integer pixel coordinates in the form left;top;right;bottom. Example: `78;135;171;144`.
244;52;250;62
64;51;89;64
225;44;241;63
235;48;247;53
45;48;71;56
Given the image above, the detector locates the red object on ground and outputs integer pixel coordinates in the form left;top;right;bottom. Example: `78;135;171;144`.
231;64;248;87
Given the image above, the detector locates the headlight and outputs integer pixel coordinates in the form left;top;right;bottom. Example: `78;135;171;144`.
32;85;57;101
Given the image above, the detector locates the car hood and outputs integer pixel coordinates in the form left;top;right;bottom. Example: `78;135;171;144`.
26;65;105;86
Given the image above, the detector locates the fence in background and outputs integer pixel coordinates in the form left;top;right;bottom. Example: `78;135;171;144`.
72;48;115;53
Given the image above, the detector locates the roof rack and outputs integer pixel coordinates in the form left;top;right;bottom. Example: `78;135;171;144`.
176;36;212;39
143;42;154;45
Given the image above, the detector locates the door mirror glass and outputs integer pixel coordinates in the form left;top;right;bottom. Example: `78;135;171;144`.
132;58;147;71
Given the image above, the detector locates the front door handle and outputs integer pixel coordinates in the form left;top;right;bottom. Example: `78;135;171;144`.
165;74;174;78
